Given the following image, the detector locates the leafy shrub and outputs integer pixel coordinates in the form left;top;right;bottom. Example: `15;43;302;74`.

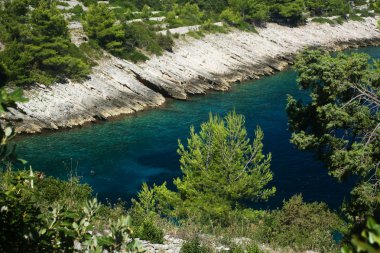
349;13;364;21
125;50;150;63
187;30;205;39
180;237;212;253
0;1;90;86
201;20;227;34
333;16;345;25
136;220;164;244
79;41;104;63
220;8;243;26
0;168;144;252
0;62;9;87
31;176;92;210
0;171;44;252
68;4;84;21
166;3;205;28
84;4;129;58
255;195;342;253
125;22;165;56
311;17;334;25
80;0;98;7
129;183;165;244
156;33;174;52
342;217;380;253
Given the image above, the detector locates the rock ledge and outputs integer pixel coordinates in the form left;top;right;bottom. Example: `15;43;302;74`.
5;18;380;133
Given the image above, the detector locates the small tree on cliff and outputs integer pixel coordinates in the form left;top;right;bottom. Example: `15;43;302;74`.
84;4;127;58
135;111;275;223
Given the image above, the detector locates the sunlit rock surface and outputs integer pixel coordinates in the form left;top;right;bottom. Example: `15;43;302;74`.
5;17;380;133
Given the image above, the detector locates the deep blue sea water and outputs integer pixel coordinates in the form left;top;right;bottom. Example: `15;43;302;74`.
14;46;380;209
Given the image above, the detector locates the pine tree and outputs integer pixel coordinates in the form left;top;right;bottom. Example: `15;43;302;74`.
144;111;275;223
84;4;127;58
0;0;90;86
287;50;380;220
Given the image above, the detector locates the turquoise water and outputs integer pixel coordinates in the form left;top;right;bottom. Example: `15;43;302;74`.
15;47;380;209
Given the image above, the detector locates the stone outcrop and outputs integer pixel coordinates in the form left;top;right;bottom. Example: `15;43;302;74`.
4;17;380;133
141;235;319;253
142;236;184;253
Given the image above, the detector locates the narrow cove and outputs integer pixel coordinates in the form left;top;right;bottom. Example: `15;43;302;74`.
14;46;380;209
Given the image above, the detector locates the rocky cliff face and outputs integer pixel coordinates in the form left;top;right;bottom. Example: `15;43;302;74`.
5;17;380;133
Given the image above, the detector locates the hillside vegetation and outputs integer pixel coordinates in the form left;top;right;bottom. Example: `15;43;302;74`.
0;0;379;252
0;0;379;88
0;48;379;251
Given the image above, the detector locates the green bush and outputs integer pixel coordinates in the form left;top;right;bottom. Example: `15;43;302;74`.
180;237;212;253
80;0;98;7
125;22;162;55
136;220;164;244
30;176;93;210
79;40;104;63
166;3;205;28
220;8;243;25
68;4;84;21
255;195;342;253
126;50;150;63
129;183;165;244
156;33;175;52
201;20;227;34
311;17;334;25
0;1;90;86
342;217;380;253
333;16;345;25
57;1;69;7
84;4;129;58
0;62;10;87
0;168;143;252
187;30;205;39
349;13;364;21
134;112;275;227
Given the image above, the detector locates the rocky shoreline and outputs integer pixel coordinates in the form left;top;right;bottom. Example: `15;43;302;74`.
4;17;380;133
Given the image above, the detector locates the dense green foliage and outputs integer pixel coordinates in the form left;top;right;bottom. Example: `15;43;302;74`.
126;0;365;26
287;51;380;222
83;3;174;62
180;237;212;253
84;4;127;58
0;99;142;252
0;168;143;252
0;0;371;86
255;195;343;252
0;0;90;86
342;217;380;253
140;112;275;224
129;0;354;23
0;0;377;248
129;111;343;252
0;106;350;252
135;220;164;244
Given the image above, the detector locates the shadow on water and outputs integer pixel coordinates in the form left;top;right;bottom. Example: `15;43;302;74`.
14;47;380;209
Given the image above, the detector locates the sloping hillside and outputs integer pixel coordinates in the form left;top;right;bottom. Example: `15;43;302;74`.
4;17;380;133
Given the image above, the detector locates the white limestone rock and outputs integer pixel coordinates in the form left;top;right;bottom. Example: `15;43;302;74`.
5;17;380;133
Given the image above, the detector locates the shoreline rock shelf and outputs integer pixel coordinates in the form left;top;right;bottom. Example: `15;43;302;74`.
6;17;380;133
